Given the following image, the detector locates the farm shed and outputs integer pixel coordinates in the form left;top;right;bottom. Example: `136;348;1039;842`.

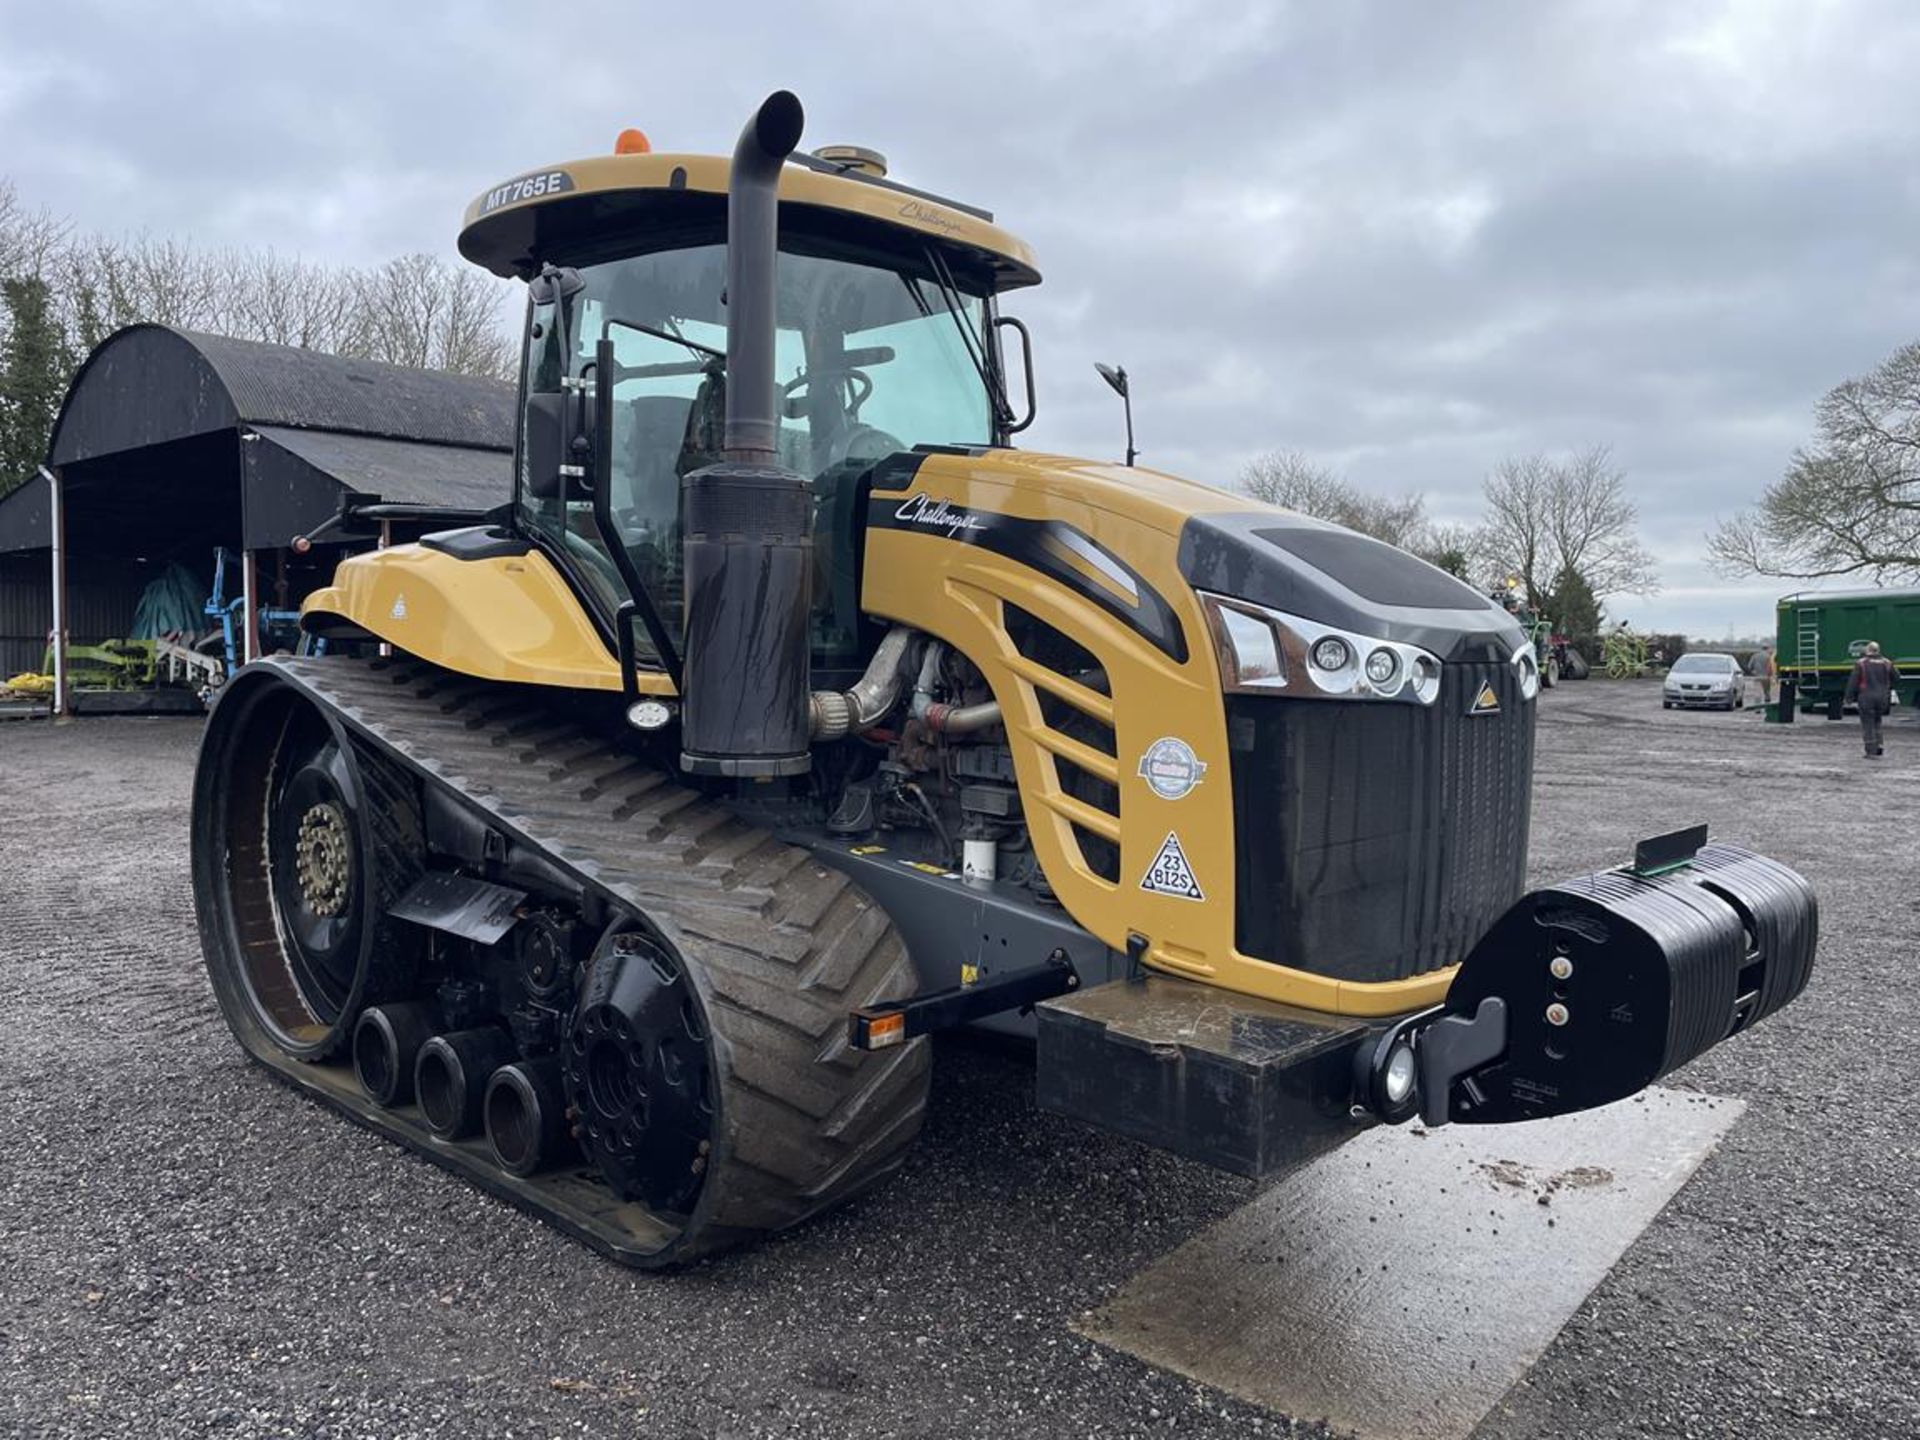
0;324;515;711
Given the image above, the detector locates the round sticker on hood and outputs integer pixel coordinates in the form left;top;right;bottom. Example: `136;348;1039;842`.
1138;737;1207;800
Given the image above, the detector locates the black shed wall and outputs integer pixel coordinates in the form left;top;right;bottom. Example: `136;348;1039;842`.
0;553;167;678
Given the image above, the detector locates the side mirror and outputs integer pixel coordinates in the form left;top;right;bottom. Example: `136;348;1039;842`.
524;391;569;499
524;387;595;500
1094;360;1137;467
524;263;593;499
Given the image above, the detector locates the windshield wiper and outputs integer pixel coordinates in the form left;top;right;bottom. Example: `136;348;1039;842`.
915;249;1012;431
605;316;725;363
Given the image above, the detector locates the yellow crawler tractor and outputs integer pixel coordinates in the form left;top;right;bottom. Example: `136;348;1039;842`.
192;93;1818;1266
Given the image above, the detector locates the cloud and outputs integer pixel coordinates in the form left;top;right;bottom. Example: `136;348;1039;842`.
5;0;1918;635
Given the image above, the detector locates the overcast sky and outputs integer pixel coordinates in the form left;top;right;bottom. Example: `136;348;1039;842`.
6;0;1917;637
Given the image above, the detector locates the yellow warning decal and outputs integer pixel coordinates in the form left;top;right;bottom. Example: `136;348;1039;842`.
849;844;888;856
900;860;961;879
1470;680;1501;715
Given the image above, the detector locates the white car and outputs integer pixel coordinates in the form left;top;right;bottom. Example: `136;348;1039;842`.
1663;652;1745;710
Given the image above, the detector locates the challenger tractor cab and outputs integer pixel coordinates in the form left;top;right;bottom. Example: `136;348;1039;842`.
193;92;1818;1266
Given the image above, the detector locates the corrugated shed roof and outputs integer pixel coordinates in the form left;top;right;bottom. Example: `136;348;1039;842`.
187;330;515;448
250;427;511;515
6;326;521;555
49;324;515;467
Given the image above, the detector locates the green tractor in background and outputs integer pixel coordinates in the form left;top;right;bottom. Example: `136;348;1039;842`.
1494;582;1590;685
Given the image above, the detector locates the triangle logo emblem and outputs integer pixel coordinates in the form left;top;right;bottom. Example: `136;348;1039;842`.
1140;832;1205;901
1469;680;1501;715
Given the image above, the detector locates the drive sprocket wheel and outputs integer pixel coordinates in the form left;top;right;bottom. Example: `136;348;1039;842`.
566;926;714;1215
193;670;424;1060
560;889;933;1264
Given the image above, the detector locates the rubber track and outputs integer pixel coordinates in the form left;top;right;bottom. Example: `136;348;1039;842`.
333;735;427;1054
263;655;931;1263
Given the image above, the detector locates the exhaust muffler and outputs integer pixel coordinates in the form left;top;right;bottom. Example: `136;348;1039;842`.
679;90;815;778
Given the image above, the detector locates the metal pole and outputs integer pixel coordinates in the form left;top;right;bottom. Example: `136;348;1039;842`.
242;550;259;665
1123;393;1137;468
377;520;392;659
42;465;67;718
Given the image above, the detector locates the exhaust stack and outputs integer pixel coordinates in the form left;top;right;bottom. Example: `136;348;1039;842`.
679;91;815;778
722;90;804;463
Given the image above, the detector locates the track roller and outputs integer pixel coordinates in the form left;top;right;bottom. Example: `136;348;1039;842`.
416;1028;515;1140
353;1002;437;1107
486;1058;572;1177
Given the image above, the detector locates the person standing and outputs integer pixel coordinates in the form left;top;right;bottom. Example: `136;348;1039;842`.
1843;642;1898;758
1748;642;1777;707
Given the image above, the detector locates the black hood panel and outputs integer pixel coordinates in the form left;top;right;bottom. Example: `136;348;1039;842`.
1179;511;1522;664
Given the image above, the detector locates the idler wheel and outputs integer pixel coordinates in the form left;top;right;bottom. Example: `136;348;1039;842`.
192;672;422;1061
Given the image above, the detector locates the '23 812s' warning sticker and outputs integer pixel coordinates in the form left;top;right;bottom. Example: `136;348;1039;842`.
1140;832;1205;901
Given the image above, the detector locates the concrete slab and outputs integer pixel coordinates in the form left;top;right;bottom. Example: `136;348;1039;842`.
1080;1087;1744;1440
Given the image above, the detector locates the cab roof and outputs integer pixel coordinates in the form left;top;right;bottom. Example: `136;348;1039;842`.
458;150;1041;292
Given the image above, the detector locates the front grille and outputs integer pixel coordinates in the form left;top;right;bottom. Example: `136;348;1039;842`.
1003;602;1123;883
1227;661;1534;983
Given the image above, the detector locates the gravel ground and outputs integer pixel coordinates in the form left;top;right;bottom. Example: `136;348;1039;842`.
0;683;1914;1440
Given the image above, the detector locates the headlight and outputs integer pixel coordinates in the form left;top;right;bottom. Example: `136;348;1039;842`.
1409;654;1442;704
1198;593;1442;705
1511;644;1541;701
1310;636;1352;673
1354;1027;1421;1123
1383;1044;1417;1105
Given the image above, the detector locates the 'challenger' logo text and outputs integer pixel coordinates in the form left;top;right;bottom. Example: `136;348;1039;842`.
894;494;986;537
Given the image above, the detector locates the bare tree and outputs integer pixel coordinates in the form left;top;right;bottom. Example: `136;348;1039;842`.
51;231;515;379
1240;449;1431;551
0;179;69;280
346;254;515;379
1;177;518;489
1480;445;1658;605
1545;446;1660;598
1480;454;1555;601
1240;449;1493;578
1708;340;1920;584
1241;450;1349;521
61;234;220;336
431;263;517;379
1417;521;1481;582
205;248;358;351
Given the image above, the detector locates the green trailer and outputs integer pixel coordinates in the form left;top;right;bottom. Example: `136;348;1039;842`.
1776;588;1920;717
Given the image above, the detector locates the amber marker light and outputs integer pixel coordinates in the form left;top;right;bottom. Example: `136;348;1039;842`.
614;128;651;155
849;1009;907;1050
